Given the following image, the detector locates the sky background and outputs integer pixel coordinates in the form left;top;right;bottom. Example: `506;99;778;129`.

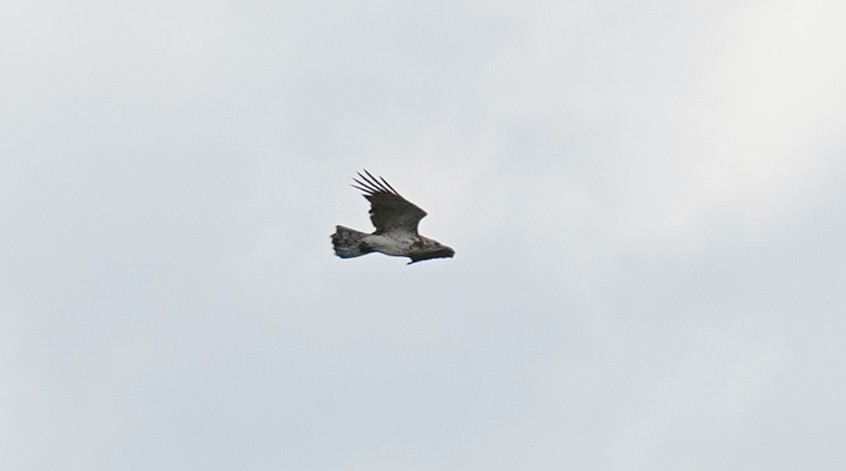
2;1;846;470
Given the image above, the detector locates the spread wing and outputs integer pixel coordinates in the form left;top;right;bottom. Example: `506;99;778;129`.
351;170;427;235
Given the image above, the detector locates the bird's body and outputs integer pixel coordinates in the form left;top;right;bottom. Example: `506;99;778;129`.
331;170;455;264
359;232;415;256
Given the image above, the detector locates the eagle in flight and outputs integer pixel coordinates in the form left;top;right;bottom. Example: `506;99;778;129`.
331;170;455;264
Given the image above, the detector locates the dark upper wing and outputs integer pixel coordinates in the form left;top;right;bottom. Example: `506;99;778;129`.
351;170;427;235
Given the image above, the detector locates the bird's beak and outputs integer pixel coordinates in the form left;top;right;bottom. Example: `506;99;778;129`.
406;246;455;265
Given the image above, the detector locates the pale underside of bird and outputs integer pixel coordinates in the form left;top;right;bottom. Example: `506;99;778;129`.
331;170;455;265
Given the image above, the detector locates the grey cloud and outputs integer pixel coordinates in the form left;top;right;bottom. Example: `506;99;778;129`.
2;1;845;470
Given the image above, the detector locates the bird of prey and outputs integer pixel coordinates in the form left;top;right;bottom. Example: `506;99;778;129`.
331;170;455;265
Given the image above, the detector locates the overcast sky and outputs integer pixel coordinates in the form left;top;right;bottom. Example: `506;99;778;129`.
2;1;845;470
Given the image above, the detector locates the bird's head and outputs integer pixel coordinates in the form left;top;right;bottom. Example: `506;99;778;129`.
407;237;455;264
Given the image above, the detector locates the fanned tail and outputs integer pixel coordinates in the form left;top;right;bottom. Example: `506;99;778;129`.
331;225;370;258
